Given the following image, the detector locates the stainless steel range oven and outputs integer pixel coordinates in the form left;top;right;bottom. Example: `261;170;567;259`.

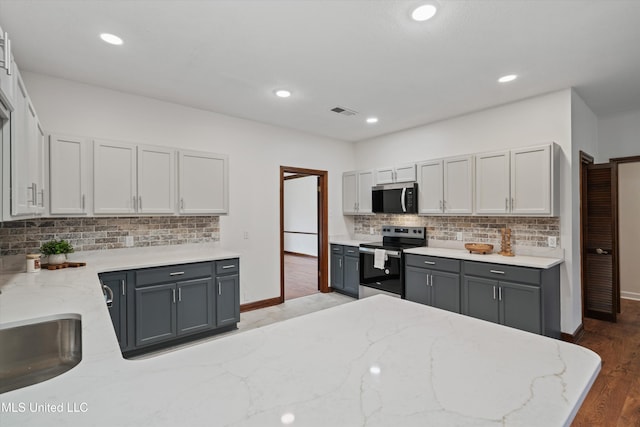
359;226;426;299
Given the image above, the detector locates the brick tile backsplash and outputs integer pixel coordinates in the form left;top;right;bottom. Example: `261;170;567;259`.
0;216;220;256
354;215;560;247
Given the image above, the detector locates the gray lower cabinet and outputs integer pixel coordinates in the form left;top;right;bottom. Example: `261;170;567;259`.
405;254;461;313
101;258;240;355
330;244;359;298
99;271;128;349
462;260;560;338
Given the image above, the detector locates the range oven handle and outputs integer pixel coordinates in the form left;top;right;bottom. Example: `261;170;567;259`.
401;187;407;212
359;247;401;258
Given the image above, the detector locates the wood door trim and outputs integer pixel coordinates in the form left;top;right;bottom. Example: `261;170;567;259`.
579;151;594;323
240;296;282;312
610;155;640;164
560;323;585;344
280;166;329;304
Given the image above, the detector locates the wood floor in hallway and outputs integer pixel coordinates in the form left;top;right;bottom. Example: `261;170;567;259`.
284;253;319;301
573;298;640;426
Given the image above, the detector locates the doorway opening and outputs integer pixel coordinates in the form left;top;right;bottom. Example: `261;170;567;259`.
280;166;329;303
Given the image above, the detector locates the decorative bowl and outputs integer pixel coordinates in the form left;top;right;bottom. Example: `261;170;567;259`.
464;243;494;254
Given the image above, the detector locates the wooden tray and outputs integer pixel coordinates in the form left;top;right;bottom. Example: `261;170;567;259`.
464;243;493;254
41;262;87;270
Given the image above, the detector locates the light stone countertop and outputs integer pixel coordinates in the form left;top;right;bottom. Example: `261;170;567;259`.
404;246;564;269
0;243;598;426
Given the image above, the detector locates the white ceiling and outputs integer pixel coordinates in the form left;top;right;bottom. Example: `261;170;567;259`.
1;0;640;142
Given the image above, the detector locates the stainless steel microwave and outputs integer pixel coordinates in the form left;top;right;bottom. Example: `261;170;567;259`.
372;183;418;214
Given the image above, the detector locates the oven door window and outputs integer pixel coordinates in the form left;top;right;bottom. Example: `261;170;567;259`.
359;252;402;295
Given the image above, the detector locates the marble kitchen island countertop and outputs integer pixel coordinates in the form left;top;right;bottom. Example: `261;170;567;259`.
404;246;564;269
1;248;599;427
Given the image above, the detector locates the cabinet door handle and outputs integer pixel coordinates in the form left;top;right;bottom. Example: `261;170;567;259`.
172;288;176;304
493;285;496;300
356;261;358;272
221;265;235;269
498;286;502;301
82;194;86;211
439;200;443;211
423;261;436;265
430;275;433;287
511;197;514;211
505;197;509;211
218;282;222;295
339;259;342;268
133;196;137;211
178;287;182;302
138;196;142;210
180;198;185;210
490;270;505;275
121;279;126;296
169;271;185;276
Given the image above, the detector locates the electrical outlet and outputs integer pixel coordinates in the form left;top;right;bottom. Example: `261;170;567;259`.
243;231;249;240
125;236;134;247
548;236;557;248
370;227;374;235
456;232;463;241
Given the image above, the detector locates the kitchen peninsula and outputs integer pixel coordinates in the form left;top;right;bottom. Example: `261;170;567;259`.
1;245;599;426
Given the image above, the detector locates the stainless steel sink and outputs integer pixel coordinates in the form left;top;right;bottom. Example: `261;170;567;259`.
0;314;82;394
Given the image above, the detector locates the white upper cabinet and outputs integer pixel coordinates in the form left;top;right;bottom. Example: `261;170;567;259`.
443;156;473;214
417;160;443;214
93;140;137;215
342;169;374;215
178;150;228;214
49;135;90;215
94;140;177;215
475;150;510;214
138;145;175;214
511;145;553;215
417;156;473;215
0;27;14;110
475;144;557;216
375;164;416;185
10;69;44;217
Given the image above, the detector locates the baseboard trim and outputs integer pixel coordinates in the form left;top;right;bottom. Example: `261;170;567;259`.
284;251;318;258
240;296;282;313
561;323;585;343
621;291;640;301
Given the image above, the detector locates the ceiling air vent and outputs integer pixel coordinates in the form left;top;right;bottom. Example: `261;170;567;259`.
330;106;358;116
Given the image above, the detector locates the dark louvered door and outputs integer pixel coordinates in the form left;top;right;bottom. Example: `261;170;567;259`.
584;163;619;322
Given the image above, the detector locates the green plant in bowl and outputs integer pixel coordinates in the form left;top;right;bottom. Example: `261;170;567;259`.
40;239;74;265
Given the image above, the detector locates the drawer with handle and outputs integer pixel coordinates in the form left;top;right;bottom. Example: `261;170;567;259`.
216;258;239;275
463;261;540;285
344;246;359;257
135;262;214;287
331;245;344;255
405;254;460;273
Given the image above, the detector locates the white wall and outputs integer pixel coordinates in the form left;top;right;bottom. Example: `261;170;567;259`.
570;89;599;330
284;175;318;256
354;90;583;334
24;72;355;305
618;162;640;300
597;109;640;161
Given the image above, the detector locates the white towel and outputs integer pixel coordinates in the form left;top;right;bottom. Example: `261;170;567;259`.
374;249;387;270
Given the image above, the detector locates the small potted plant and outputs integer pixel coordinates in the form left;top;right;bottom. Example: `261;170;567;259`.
40;239;74;265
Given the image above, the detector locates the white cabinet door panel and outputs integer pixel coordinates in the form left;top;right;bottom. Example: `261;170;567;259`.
475;151;510;214
357;170;374;214
179;150;228;214
94;140;136;214
342;171;358;214
443;156;473;214
375;167;395;185
511;145;551;215
138;145;175;214
417;160;443;214
394;164;416;183
50;135;87;214
10;73;31;216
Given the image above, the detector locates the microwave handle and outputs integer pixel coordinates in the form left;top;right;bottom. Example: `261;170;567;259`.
401;187;407;212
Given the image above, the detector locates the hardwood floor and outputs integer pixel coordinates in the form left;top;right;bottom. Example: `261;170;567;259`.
573;298;640;426
284;253;319;301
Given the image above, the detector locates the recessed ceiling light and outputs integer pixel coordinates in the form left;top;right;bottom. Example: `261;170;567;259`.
412;4;438;22
498;74;518;83
100;33;123;46
366;117;379;124
274;89;292;98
